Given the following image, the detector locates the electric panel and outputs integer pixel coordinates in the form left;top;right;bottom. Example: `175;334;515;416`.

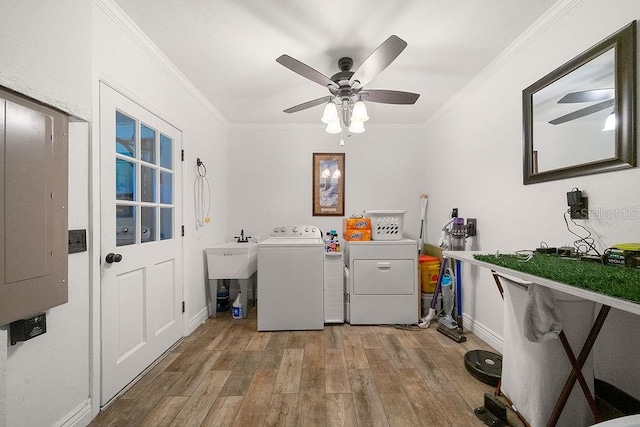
0;88;68;326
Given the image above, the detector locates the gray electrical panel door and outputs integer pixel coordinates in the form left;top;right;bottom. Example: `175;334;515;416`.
0;90;68;326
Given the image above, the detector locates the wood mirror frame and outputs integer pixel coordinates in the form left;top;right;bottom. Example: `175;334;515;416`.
523;21;637;185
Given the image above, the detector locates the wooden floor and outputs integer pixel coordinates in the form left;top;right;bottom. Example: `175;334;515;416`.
90;307;497;427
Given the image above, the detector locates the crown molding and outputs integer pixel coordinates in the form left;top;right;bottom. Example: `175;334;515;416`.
93;0;229;127
424;0;582;128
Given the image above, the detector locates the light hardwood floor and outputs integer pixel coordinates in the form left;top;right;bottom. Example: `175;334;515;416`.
90;307;497;426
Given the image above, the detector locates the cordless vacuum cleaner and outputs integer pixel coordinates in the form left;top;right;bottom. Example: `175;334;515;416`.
418;209;473;343
418;257;466;342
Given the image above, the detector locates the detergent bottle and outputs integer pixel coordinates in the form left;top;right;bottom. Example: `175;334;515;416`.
232;292;243;319
216;285;230;312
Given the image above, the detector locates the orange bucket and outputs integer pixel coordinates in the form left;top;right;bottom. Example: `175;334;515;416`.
419;255;440;293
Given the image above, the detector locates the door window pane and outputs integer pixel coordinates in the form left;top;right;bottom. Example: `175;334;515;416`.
141;124;156;164
141;207;157;243
160;134;172;169
160;208;173;240
116;159;136;201
141;165;156;203
114;107;177;247
116;111;136;157
160;172;173;204
116;205;136;246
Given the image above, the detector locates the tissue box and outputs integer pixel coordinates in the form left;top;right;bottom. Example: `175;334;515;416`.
343;217;372;230
343;229;372;241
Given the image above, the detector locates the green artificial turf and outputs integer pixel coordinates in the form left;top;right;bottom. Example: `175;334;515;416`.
474;253;640;304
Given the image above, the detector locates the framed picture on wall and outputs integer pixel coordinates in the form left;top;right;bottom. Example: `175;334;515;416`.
312;153;345;216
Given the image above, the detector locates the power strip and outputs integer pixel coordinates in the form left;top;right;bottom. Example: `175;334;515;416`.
558;246;575;257
536;246;576;257
536;247;557;254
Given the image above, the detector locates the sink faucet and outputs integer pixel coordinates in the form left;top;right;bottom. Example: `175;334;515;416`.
235;229;251;243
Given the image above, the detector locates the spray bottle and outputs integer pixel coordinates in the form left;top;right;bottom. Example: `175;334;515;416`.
232;292;243;319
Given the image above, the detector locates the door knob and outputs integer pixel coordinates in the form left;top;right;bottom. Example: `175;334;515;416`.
105;253;122;264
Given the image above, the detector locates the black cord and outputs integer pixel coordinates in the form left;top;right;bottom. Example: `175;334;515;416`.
388;324;422;331
563;211;601;256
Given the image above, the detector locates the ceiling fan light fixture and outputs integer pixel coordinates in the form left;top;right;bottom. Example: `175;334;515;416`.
321;102;339;124
351;100;369;122
348;119;365;134
277;35;419;138
602;112;616;131
325;120;342;134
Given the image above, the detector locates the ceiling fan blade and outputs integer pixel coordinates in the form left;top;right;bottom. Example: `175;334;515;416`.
549;99;614;125
276;55;339;89
283;96;333;113
350;35;407;88
360;89;420;104
558;89;614;103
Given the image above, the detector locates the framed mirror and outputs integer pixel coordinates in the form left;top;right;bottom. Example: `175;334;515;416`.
523;21;636;184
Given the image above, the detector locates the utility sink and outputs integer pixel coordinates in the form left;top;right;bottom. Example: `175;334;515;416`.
205;242;257;279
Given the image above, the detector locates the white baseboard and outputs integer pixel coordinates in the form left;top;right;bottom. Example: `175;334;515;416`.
463;314;503;353
186;306;209;336
55;398;93;427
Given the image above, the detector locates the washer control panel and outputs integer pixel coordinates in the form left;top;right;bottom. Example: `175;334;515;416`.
270;225;322;238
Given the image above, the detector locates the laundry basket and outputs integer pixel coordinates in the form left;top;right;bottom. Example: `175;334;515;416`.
501;277;596;427
365;210;406;240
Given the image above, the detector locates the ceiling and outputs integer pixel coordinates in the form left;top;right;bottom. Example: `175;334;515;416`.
114;0;558;127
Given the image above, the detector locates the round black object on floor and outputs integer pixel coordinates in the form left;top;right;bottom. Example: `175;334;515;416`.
464;350;502;387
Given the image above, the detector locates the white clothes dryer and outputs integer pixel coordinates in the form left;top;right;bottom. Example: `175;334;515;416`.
345;239;418;325
257;225;324;331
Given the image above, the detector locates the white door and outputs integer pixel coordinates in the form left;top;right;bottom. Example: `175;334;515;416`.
99;83;183;405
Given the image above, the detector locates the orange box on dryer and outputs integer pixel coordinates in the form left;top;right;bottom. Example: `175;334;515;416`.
343;217;372;230
343;229;372;241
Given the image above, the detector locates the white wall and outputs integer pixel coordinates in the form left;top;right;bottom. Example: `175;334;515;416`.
0;327;5;426
424;0;640;398
227;126;426;242
0;0;91;120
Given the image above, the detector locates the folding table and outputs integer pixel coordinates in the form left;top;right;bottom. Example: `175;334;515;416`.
444;250;640;427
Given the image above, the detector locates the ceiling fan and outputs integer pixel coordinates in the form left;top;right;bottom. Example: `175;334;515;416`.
276;35;420;133
548;88;614;125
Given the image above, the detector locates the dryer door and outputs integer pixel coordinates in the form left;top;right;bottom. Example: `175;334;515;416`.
353;259;415;295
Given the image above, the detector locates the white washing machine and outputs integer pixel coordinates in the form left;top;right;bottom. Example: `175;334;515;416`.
257;225;324;331
345;239;418;325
